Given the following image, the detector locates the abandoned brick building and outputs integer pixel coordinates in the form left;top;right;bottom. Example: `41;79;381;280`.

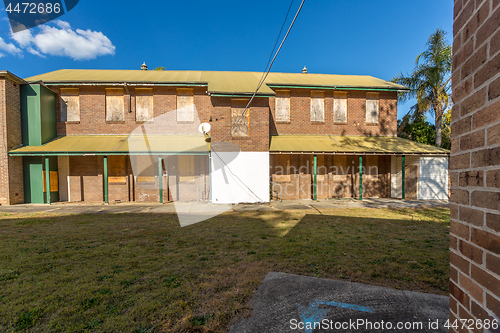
0;67;449;205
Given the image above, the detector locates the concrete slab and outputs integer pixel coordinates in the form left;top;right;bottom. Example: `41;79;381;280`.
230;272;449;333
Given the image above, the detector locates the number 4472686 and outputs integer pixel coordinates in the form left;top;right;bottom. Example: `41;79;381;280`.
444;318;498;330
5;2;61;14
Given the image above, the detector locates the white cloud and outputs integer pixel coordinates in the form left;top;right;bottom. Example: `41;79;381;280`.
0;37;22;58
8;20;115;60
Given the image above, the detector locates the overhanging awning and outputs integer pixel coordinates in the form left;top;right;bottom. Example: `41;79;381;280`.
8;135;209;156
269;135;449;155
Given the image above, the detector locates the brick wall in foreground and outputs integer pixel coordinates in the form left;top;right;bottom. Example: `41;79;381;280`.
450;0;500;329
0;76;24;205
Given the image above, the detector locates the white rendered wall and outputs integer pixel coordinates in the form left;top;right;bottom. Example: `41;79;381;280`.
211;151;270;204
418;157;449;200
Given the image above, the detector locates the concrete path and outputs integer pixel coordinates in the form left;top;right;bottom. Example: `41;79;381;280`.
230;272;449;333
0;198;448;214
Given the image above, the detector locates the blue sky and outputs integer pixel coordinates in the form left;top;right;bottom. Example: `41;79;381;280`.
0;0;453;120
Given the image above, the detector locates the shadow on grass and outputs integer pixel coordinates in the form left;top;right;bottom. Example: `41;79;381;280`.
0;207;449;332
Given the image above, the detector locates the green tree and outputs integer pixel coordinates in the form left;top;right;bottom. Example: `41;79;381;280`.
398;115;436;146
392;29;452;148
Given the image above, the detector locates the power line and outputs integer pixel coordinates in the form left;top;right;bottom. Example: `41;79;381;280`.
213;0;305;146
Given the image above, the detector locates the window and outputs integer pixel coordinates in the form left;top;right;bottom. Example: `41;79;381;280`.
60;88;80;122
275;90;290;122
135;155;155;183
231;99;250;137
333;91;347;123
135;88;153;121
108;155;127;184
178;155;195;182
176;88;194;122
366;92;379;123
106;88;124;121
310;91;325;122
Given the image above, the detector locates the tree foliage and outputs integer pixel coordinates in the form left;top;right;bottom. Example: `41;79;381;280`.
392;29;452;148
398;110;451;150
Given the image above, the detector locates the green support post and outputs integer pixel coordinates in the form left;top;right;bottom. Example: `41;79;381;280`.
45;156;51;204
103;156;108;204
313;155;317;201
159;156;163;204
402;155;405;200
359;155;363;201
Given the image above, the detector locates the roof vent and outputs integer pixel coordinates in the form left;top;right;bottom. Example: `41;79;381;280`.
141;62;148;70
302;66;307;74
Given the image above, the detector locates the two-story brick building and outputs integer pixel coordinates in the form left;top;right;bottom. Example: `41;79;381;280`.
0;67;449;205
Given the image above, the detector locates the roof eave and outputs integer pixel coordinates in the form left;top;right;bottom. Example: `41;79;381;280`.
0;71;27;84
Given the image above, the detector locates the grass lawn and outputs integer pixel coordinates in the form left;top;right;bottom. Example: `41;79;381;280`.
0;207;449;332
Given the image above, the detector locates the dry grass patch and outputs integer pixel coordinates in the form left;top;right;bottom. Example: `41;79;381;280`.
0;207;449;332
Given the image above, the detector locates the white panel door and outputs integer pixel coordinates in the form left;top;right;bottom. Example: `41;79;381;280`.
418;157;449;200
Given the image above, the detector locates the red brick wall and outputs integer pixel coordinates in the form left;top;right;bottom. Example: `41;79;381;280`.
450;0;500;328
0;76;24;205
67;154;208;203
269;89;397;137
270;154;391;200
50;86;269;152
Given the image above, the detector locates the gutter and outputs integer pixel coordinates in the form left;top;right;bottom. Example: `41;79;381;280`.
38;82;208;87
0;70;28;84
266;84;407;91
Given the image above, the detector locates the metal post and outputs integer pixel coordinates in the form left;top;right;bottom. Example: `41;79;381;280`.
103;156;108;204
402;155;405;200
313;155;317;201
45;157;51;204
158;156;163;204
209;152;212;203
359;155;363;201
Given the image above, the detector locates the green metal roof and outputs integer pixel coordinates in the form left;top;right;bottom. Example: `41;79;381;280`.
269;135;450;155
24;69;408;96
9;135;209;156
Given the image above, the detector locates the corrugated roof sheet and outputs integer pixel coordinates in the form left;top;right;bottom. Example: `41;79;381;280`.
9;135;209;156
24;69;407;95
269;135;450;155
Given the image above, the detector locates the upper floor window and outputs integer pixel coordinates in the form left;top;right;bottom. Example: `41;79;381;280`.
135;88;153;122
275;90;290;122
231;99;249;137
366;92;379;123
333;91;347;123
60;88;80;122
176;88;194;122
310;91;325;122
105;88;124;121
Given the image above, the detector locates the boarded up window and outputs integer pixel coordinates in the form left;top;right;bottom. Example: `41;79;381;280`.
274;154;291;182
178;155;195;182
135;155;155;183
177;88;194;122
106;88;124;121
275;90;290;122
108;155;127;184
43;171;59;192
60;88;80;122
231;99;250;137
366;92;379;123
135;88;153;121
333;91;347;123
310;91;325;122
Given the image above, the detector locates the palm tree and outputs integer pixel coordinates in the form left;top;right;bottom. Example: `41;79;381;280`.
392;29;452;148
